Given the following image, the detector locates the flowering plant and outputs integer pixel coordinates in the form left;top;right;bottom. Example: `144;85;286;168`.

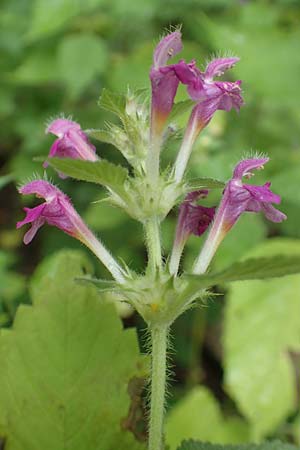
14;30;300;450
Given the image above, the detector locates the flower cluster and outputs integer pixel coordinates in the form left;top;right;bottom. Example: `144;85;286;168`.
17;30;286;285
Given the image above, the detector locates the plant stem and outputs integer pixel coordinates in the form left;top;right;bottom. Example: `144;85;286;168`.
173;108;203;184
148;325;168;450
145;217;162;272
146;133;162;186
85;232;126;283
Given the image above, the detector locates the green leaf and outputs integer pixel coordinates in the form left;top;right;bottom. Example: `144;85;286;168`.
11;48;58;84
98;88;126;117
166;387;249;450
0;250;146;450
27;0;105;41
177;440;300;450
86;129;117;146
75;276;118;292
184;253;300;292
224;239;300;439
187;177;225;191
202;4;300;108
57;34;108;99
168;100;194;123
47;158;128;195
27;0;81;41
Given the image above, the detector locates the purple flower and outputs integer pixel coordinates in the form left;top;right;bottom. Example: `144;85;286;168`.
173;57;243;183
177;190;216;239
16;180;126;282
221;157;286;230
150;31;183;138
169;190;215;274
175;57;243;126
44;119;97;177
17;180;91;244
193;157;287;274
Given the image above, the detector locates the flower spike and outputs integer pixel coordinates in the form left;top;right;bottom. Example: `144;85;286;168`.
193;157;287;274
17;180;125;282
44;118;98;178
169;190;215;275
173;57;243;183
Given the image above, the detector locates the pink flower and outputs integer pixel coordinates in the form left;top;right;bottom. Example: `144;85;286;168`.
17;180;91;244
175;57;243;126
177;190;215;239
44;118;97;177
173;57;244;182
16;180;126;282
193;157;287;274
220;157;286;229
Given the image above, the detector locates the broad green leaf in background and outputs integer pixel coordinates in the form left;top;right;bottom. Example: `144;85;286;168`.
224;239;300;439
47;158;128;196
200;3;300;108
0;250;146;450
27;0;105;41
27;0;81;40
177;440;300;450
109;42;152;92
212;215;267;271
57;34;108;99
11;48;58;84
166;386;249;450
184;252;300;294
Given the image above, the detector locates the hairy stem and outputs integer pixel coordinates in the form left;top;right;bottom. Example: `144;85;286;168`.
148;325;168;450
84;232;126;283
169;239;184;276
173;108;203;184
146;134;162;186
145;217;162;272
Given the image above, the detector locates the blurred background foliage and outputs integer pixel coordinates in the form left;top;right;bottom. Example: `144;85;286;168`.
0;0;300;447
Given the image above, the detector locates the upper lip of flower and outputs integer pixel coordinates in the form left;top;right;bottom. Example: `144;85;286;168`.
232;157;270;179
153;30;183;69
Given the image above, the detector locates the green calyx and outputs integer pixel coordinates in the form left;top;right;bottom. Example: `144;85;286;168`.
79;270;208;327
114;175;184;223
